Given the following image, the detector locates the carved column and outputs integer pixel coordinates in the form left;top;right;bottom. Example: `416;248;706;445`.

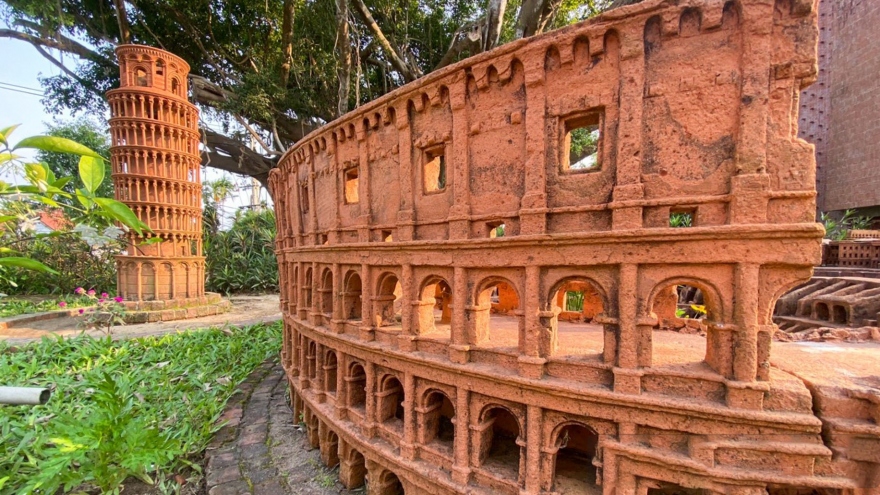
395;105;415;241
400;372;416;460
520;53;549;235
449;266;469;364
448;74;471;240
613;263;642;394
518;265;546;379
452;388;471;484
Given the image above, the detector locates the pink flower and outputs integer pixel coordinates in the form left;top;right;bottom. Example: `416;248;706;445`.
98;299;105;303
87;289;96;296
74;287;85;295
101;292;108;298
78;308;85;314
114;296;124;303
58;301;67;308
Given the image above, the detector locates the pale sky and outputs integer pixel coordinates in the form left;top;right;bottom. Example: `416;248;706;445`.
0;38;271;229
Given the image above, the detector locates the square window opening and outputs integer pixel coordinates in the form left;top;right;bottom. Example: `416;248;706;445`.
424;146;447;193
562;113;602;173
487;222;506;238
382;230;394;242
344;167;359;204
319;233;329;245
669;209;695;228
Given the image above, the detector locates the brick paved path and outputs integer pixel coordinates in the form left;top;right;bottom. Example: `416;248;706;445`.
205;360;360;494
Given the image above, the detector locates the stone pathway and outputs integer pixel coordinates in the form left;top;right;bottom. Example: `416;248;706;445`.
1;295;282;345
205;360;360;495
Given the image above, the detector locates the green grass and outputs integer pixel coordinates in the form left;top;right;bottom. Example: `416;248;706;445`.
0;296;93;318
0;321;281;494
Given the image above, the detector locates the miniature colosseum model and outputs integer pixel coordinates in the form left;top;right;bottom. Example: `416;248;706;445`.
269;0;880;493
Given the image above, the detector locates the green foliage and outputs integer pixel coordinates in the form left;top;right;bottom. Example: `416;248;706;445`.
0;124;147;291
821;209;874;241
0;296;92;318
669;212;693;228
0;322;281;494
205;209;278;294
36;119;112;203
564;290;585;312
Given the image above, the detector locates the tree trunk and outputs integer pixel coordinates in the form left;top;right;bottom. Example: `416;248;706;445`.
112;0;131;44
484;0;508;51
280;0;295;88
335;0;352;117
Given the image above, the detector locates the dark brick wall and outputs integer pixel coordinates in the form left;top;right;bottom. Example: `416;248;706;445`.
800;0;880;213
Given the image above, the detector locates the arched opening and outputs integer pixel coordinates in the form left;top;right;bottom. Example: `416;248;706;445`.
479;407;521;480
376;273;402;327
650;281;720;370
474;279;521;350
815;302;829;321
325;351;338;394
379;471;405;495
347;363;367;411
171;78;180;96
422;390;455;449
320;269;334;317
303;268;313;308
553;423;599;493
377;375;405;427
155;59;165;76
548;277;606;357
134;67;148;86
307;341;317;379
341;448;366;489
417;277;452;337
343;271;363;320
832;305;848;324
323;430;340;468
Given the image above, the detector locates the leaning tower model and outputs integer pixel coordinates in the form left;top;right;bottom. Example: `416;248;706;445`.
106;45;225;320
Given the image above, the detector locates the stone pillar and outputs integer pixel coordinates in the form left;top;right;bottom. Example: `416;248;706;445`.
364;361;377;438
449;266;469;364
452;388;471;484
448;74;471;240
518;265;546;379
613;263;642;394
331;263;344;334
520;54;548;235
395;105;415;241
611;33;645;231
400;372;416;459
314;343;326;403
309;261;320;326
360;264;374;341
356;121;372;242
524;404;543;493
398;263;417;351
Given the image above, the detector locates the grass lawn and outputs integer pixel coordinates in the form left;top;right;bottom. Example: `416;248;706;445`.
0;321;281;494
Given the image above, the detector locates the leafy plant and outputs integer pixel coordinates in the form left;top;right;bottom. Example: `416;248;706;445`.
0;322;281;494
669;212;693;228
205;209;278;294
0;296;93;318
67;288;127;335
0;124;148;289
821;209;874;241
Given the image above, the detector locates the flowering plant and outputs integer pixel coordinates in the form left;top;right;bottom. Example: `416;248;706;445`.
66;287;127;335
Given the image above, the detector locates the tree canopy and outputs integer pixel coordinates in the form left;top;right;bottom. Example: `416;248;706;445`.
0;0;624;186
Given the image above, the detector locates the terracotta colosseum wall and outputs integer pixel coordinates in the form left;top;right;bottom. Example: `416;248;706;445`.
267;0;879;493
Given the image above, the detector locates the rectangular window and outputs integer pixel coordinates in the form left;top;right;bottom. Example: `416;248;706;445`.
562;112;602;173
669;208;695;228
344;167;359;204
301;184;310;213
487;221;506;238
423;146;447;193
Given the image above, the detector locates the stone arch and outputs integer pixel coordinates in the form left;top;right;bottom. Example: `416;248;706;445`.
645;276;724;322
320;268;334;316
346;362;367;410
171;77;181;96
303;267;313;308
142;262;156;300
545;45;562;72
679;7;702;36
416;275;452;335
340;446;366;489
549;421;600;492
324;350;338;394
375;272;402;327
644;15;663;58
307;341;318;379
476;404;523;484
377;374;405;425
343;270;363;320
321;428;340;468
375;469;405;495
546;276;608;357
472;275;522;349
573;35;590;63
133;66;149;86
721;0;740;29
420;389;455;447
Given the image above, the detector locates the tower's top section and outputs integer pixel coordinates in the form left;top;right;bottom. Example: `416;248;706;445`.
115;44;190;97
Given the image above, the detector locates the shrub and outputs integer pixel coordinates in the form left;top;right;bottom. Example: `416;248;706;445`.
205;209;278;294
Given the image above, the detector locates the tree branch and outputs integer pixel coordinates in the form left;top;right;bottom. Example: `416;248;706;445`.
280;0;295;88
201;129;278;188
0;25;111;66
112;0;131;44
350;0;421;82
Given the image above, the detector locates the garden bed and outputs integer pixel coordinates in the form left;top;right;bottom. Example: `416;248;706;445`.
0;321;281;494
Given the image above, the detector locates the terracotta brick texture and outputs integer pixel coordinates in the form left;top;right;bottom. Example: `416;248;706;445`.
107;45;206;302
267;0;880;493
